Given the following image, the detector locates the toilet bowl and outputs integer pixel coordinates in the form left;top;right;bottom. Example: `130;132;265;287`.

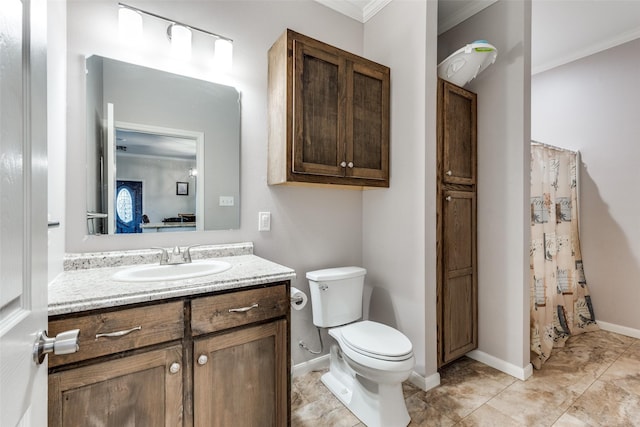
306;267;415;427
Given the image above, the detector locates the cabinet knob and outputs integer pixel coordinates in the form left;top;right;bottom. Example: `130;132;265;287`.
169;362;181;374
347;162;354;168
340;161;347;168
445;196;452;202
446;170;453;176
197;354;208;365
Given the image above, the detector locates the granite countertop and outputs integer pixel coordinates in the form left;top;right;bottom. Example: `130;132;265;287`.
49;243;296;316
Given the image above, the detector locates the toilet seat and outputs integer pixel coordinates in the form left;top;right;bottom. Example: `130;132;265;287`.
338;321;413;361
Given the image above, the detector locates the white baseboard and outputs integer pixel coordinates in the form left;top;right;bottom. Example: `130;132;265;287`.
409;371;440;392
597;321;640;339
466;350;533;381
291;354;330;378
462;322;639;382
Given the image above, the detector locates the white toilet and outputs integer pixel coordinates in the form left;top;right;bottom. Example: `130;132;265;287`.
306;266;415;427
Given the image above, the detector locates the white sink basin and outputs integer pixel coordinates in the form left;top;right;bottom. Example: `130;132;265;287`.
113;259;232;282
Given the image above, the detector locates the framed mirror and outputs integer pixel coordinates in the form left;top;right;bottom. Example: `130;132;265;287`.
85;55;240;235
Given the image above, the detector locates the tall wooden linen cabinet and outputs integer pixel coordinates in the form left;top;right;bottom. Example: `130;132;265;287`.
436;78;478;368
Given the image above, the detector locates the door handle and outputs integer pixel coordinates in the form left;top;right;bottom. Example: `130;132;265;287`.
33;329;80;365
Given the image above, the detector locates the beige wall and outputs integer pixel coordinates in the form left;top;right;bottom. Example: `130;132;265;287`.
438;0;532;375
532;38;640;334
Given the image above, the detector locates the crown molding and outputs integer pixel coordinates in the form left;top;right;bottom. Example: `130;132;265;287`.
363;0;393;22
533;28;640;75
315;0;392;23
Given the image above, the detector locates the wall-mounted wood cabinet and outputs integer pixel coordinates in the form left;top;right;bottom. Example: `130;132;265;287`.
437;79;478;368
268;29;390;188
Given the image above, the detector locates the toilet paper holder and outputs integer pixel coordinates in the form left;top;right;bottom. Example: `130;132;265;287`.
290;286;308;311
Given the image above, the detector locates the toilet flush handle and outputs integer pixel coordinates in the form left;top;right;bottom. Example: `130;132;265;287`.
319;284;328;291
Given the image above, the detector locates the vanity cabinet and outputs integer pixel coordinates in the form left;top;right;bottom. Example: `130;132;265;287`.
47;302;185;426
268;29;390;188
47;282;290;427
191;286;289;427
437;79;478;367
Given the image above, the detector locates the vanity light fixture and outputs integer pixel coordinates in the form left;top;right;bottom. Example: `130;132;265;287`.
118;2;233;71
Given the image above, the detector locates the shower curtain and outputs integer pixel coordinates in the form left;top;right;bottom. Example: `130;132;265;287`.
530;143;598;369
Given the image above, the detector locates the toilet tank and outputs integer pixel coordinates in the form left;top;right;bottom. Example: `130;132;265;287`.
306;266;366;327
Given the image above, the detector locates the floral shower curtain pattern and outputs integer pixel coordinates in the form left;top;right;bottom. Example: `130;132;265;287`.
530;143;598;369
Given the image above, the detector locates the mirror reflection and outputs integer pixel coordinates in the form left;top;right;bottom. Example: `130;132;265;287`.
85;55;240;235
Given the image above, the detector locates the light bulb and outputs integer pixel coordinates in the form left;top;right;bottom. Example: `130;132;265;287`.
214;38;233;73
118;7;143;43
169;24;192;60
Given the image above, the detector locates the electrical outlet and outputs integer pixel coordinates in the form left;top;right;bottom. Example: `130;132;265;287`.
219;196;234;206
258;212;271;231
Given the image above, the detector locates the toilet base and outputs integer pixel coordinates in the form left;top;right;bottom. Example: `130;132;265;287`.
321;344;411;427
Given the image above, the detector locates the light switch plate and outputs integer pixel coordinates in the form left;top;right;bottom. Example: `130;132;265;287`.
219;196;234;206
258;212;271;231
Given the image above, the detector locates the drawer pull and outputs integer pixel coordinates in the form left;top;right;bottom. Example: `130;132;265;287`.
169;362;181;374
228;303;259;313
95;326;142;340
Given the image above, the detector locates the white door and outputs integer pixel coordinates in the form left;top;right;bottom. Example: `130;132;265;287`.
0;0;49;425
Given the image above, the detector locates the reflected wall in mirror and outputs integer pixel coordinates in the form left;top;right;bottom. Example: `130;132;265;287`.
85;55;240;235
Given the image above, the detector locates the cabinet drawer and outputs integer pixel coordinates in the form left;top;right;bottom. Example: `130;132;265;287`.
191;285;288;336
48;301;184;368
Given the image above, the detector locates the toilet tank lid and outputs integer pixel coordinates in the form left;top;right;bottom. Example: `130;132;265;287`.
306;266;366;281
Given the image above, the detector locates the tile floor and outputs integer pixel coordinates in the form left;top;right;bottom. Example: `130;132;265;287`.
291;330;640;426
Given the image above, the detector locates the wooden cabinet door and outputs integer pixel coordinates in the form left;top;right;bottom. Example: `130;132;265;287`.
193;320;288;427
440;80;476;185
48;345;183;427
347;60;390;182
441;190;477;365
293;39;345;177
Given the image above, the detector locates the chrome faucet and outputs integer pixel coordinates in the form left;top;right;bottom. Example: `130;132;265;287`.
152;245;198;265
